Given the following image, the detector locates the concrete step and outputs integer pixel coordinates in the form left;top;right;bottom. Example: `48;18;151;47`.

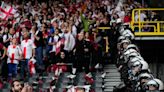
105;76;121;79
105;73;120;77
104;64;117;68
105;64;117;67
104;78;121;82
105;86;114;89
104;88;113;92
103;64;121;92
94;88;103;92
104;67;117;69
104;82;121;87
104;69;118;73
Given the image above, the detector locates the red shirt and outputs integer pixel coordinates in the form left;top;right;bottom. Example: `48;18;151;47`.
43;32;48;39
124;16;131;23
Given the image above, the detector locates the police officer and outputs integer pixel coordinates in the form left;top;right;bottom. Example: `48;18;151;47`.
136;73;154;92
146;79;164;92
73;32;92;74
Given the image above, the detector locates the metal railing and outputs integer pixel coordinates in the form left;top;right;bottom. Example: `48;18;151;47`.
98;27;111;53
131;8;164;36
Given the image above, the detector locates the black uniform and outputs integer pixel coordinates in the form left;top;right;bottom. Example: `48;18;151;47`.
73;39;92;73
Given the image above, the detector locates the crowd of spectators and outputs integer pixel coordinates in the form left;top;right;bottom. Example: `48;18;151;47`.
0;0;162;92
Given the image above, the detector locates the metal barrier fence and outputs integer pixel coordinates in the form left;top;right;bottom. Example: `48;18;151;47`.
131;8;164;36
98;8;164;52
98;27;111;53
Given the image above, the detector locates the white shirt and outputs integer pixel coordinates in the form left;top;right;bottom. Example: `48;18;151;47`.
35;21;42;31
15;31;20;39
49;35;59;52
115;1;123;12
7;45;22;64
21;39;36;59
64;32;75;52
31;9;40;16
72;25;77;38
59;21;63;29
107;5;111;14
117;11;125;19
92;12;98;19
135;13;147;21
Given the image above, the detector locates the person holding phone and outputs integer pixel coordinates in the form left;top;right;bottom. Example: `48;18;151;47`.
11;80;32;92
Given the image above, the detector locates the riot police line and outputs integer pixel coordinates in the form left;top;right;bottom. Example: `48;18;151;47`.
113;22;164;92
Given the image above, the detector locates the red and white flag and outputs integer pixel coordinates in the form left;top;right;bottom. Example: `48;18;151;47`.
53;64;67;77
56;38;65;55
85;73;94;84
29;58;36;76
0;10;7;19
0;1;16;20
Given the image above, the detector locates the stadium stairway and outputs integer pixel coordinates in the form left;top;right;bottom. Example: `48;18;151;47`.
103;64;121;92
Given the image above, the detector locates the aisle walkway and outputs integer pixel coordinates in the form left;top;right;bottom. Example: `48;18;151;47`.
103;64;121;92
